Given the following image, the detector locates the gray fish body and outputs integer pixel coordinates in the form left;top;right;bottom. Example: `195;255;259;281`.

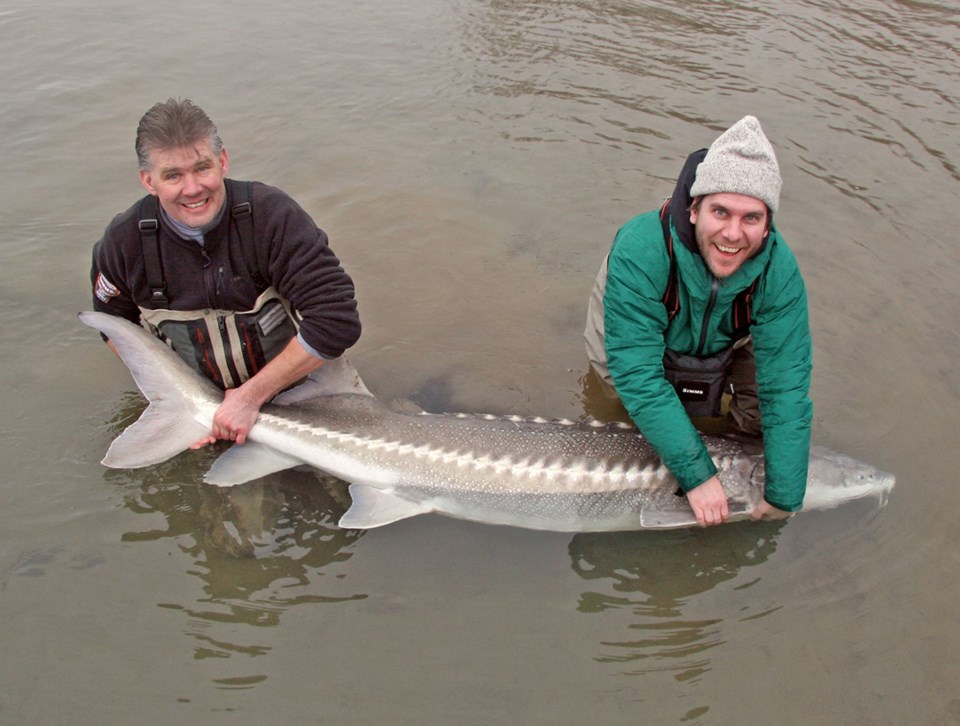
79;311;895;532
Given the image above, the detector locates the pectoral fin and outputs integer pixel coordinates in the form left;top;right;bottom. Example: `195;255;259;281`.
204;442;304;486
338;483;435;529
640;509;699;529
641;502;753;529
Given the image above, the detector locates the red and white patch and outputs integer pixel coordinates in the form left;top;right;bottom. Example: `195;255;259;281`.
95;272;121;303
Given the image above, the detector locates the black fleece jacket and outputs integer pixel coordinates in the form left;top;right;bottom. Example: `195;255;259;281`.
91;179;361;359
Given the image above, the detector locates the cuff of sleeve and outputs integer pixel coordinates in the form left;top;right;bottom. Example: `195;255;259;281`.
764;495;803;513
676;458;719;493
297;332;333;360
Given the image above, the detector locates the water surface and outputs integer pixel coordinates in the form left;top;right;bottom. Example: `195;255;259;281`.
1;1;958;723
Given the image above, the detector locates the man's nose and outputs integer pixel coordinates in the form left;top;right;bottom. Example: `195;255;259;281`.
182;173;202;195
722;218;743;241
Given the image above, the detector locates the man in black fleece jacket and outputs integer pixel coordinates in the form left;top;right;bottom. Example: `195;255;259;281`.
91;98;361;448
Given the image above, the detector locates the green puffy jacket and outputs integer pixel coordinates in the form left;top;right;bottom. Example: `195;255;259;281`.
603;204;813;512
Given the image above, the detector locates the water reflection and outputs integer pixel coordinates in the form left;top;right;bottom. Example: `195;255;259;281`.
569;522;785;679
99;392;364;668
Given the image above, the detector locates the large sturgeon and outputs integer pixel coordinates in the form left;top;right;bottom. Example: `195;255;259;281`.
79;311;894;531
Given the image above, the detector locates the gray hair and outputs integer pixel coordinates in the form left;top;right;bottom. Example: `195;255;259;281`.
135;98;224;171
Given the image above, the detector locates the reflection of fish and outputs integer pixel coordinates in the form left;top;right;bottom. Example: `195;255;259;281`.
80;311;895;532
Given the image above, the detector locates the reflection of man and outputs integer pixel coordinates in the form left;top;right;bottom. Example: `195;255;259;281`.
91;99;361;447
584;116;812;527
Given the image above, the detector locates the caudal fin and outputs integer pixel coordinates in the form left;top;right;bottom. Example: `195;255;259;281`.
102;404;213;468
79;311;222;468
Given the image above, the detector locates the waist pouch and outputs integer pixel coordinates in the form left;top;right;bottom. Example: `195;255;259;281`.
663;346;734;418
139;287;298;390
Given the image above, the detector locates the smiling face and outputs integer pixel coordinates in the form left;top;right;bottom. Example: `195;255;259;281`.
690;193;770;278
139;139;229;230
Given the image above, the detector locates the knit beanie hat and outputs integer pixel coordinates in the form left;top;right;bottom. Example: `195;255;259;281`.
689;115;782;214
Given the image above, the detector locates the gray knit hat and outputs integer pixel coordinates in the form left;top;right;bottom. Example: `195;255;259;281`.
689;115;782;214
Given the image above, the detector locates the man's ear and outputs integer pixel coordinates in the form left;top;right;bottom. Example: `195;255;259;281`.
139;169;157;196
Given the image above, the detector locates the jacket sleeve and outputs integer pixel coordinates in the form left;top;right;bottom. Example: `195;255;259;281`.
751;243;813;511
254;184;361;359
603;215;718;492
90;208;145;326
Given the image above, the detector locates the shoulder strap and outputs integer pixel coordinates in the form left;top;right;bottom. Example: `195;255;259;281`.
731;276;760;339
230;181;268;292
659;199;680;321
138;195;169;307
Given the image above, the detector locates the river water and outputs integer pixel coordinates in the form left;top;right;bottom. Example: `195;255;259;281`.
1;1;958;724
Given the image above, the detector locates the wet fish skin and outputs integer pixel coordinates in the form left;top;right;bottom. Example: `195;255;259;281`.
79;311;895;532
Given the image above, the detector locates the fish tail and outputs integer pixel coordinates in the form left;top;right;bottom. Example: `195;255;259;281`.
79;311;220;468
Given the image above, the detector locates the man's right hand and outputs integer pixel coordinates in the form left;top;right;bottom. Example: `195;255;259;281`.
685;475;730;527
750;499;793;521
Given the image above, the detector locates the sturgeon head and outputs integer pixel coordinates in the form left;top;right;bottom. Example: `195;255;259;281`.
801;445;896;511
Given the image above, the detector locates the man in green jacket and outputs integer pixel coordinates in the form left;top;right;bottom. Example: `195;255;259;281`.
584;116;813;527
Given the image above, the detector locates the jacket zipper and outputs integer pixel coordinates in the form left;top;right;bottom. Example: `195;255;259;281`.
696;278;719;357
